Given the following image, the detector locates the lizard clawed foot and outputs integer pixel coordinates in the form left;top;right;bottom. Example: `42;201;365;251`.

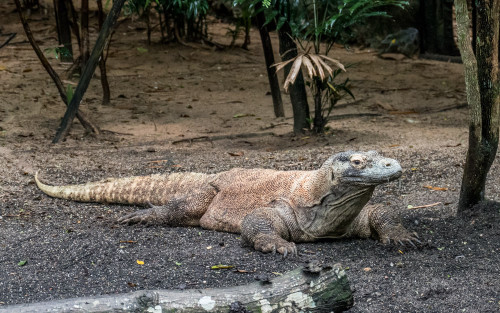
117;208;158;225
379;225;421;248
253;235;298;257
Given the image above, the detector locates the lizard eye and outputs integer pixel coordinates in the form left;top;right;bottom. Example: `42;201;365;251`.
350;155;366;168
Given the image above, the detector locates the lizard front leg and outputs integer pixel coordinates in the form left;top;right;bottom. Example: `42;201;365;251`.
240;204;298;257
118;187;217;226
348;204;421;246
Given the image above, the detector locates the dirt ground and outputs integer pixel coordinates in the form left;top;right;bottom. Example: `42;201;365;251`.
1;2;499;312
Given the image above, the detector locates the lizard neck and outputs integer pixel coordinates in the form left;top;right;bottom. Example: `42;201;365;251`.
294;184;375;240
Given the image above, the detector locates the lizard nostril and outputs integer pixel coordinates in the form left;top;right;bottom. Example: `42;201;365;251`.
386;162;392;167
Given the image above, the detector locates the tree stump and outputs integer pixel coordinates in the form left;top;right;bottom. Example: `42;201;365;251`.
1;264;353;312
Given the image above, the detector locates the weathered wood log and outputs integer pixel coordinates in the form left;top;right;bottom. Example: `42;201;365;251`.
0;265;353;312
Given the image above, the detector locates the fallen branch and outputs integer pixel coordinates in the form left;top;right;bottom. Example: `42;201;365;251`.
408;202;442;209
0;33;16;49
329;113;381;120
421;103;468;114
0;265;353;312
172;132;276;145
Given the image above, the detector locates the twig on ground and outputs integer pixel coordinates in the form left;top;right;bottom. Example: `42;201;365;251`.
408;202;442;209
172;132;276;145
0;33;17;49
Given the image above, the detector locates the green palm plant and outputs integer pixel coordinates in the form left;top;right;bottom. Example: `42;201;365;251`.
257;0;408;133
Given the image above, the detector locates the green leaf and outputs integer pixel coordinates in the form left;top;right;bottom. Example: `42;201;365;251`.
137;47;148;53
66;84;74;104
174;261;182;266
233;113;254;118
211;264;234;270
18;260;27;266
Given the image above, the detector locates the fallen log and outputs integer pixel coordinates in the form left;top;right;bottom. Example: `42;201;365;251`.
0;264;353;312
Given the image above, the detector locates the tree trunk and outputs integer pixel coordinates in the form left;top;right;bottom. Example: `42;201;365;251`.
53;0;73;62
313;82;325;133
52;0;127;143
419;0;459;55
80;0;90;70
0;265;353;312
255;4;284;118
96;0;111;106
455;0;500;211
65;0;80;49
278;23;310;134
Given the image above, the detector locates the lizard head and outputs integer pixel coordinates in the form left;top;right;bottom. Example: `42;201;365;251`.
325;151;402;186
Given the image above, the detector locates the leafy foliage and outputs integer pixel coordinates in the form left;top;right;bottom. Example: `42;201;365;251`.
124;0;209;42
249;0;407;132
249;0;408;53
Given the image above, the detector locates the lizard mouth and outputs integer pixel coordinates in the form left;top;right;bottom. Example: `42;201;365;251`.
343;171;401;185
342;159;403;185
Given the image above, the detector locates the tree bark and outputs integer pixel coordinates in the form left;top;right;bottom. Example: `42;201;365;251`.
53;0;73;62
255;4;284;118
80;0;90;70
455;0;500;211
52;0;127;143
65;0;81;49
96;0;111;106
312;80;325;133
419;0;459;55
0;265;353;312
278;23;310;134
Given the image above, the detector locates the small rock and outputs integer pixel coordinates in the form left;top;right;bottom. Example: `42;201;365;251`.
254;273;271;284
229;301;252;313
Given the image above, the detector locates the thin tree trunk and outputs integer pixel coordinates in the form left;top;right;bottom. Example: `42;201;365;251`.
455;0;500;211
471;0;477;54
65;0;80;49
443;0;459;55
80;0;90;70
158;8;165;42
242;17;251;50
419;0;459;55
53;0;127;143
53;0;73;62
255;4;284;118
96;0;111;106
278;23;310;134
312;81;325;133
14;0;98;134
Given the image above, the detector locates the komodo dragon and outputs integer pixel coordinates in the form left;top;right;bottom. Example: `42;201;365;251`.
35;150;419;256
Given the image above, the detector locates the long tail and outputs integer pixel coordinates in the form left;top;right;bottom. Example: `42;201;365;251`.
34;172;213;205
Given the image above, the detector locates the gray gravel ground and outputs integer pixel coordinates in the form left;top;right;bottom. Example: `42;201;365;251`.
1;138;499;312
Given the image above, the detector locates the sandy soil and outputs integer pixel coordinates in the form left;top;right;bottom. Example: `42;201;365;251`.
0;2;499;312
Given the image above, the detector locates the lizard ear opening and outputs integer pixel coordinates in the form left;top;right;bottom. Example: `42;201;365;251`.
331;171;335;181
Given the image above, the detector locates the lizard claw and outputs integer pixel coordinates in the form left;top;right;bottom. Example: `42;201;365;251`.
253;235;297;257
117;208;157;225
379;225;421;248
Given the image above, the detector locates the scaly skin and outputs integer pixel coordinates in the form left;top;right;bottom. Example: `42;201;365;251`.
35;151;419;256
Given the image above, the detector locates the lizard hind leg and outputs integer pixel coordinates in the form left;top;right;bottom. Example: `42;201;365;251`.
117;188;216;226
